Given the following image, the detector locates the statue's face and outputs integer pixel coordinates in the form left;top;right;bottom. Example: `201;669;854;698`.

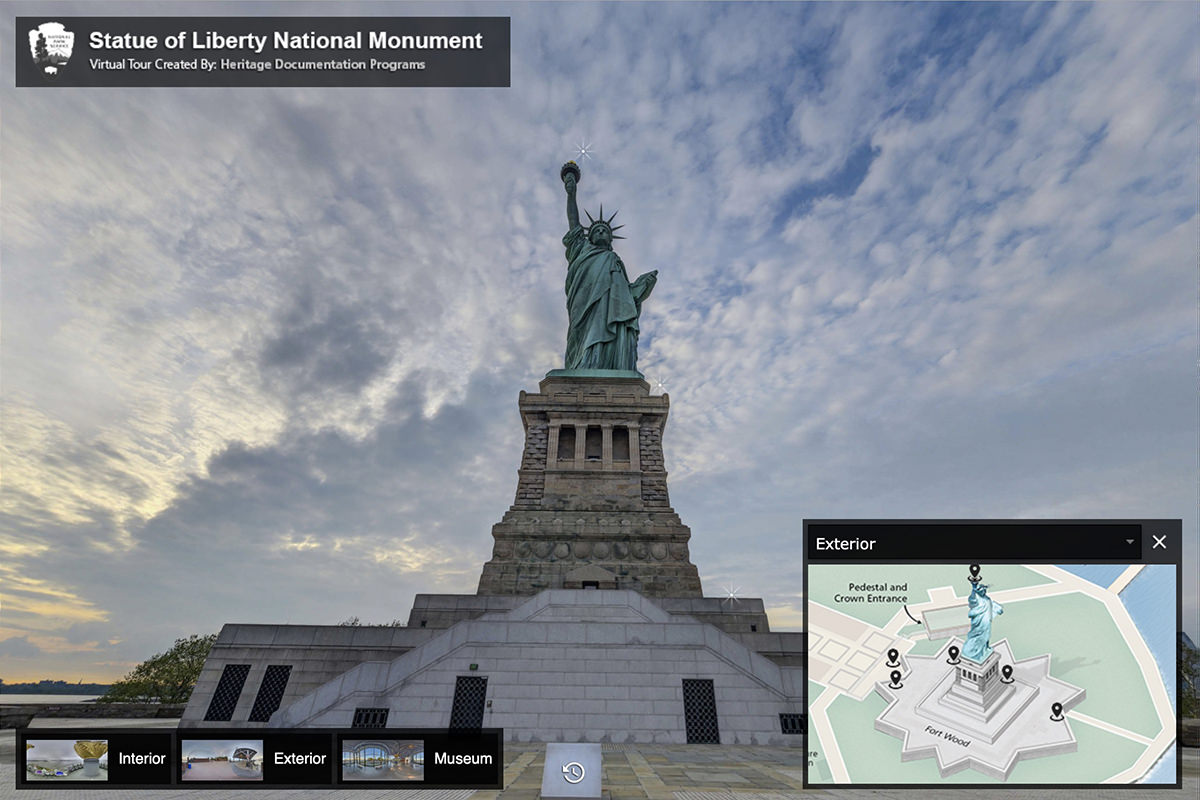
589;226;612;247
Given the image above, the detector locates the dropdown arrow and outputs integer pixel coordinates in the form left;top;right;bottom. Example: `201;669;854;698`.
1126;539;1135;544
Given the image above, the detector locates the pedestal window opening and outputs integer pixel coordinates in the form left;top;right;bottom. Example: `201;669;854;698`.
612;426;630;461
585;426;602;460
557;426;575;460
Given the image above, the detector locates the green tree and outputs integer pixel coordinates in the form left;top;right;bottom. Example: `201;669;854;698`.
1180;635;1199;719
338;616;405;627
98;634;215;705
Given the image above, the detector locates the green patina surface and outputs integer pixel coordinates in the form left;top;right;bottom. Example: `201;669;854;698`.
545;368;644;380
558;163;657;372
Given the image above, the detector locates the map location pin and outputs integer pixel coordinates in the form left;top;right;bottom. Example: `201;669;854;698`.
1050;702;1064;721
947;645;960;664
1001;664;1014;683
969;564;981;582
887;648;900;666
889;670;903;689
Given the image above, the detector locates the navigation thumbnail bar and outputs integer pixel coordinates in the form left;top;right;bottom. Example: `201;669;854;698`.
16;728;502;790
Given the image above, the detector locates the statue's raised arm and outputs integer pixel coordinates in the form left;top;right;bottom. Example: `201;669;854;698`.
561;161;581;231
557;162;656;374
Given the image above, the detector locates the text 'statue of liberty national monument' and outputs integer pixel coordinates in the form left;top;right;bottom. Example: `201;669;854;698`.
559;161;657;373
180;162;804;747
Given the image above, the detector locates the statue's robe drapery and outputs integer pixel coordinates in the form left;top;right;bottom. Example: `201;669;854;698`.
963;584;1004;662
562;224;653;370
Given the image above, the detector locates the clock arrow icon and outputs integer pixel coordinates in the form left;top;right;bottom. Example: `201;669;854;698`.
562;761;586;784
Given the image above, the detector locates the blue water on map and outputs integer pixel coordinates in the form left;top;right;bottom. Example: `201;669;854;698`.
1056;564;1128;586
1059;563;1177;783
1142;746;1176;784
1120;564;1177;707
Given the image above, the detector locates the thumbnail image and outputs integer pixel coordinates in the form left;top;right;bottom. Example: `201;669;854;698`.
181;739;264;781
342;739;424;781
25;739;108;781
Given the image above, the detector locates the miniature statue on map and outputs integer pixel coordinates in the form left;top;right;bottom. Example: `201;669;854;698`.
962;581;1003;662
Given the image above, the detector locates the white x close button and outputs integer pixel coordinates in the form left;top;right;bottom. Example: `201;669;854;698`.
1152;534;1167;549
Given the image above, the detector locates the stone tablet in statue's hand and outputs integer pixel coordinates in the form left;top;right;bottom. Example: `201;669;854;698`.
631;270;658;303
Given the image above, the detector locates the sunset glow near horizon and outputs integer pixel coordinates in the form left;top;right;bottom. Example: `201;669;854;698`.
1;1;1197;684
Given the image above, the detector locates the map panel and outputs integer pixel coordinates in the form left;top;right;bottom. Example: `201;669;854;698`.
805;561;1176;785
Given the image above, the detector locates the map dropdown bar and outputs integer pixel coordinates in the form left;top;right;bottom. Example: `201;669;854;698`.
805;520;1181;563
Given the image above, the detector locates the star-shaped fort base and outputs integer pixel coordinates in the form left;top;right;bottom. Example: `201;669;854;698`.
874;638;1085;781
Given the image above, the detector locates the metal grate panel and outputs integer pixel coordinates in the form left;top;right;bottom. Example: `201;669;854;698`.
204;664;250;721
352;707;390;728
247;664;292;722
779;712;805;735
448;676;488;729
682;678;720;744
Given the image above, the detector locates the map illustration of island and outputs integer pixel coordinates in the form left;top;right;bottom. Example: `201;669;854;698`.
805;563;1176;785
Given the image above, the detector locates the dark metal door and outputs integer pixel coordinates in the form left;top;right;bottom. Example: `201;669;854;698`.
682;678;720;744
449;675;488;729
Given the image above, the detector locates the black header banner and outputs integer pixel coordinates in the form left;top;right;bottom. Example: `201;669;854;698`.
804;519;1183;562
16;17;510;87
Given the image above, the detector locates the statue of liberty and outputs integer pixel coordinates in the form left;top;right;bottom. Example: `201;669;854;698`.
963;581;1004;662
559;162;657;372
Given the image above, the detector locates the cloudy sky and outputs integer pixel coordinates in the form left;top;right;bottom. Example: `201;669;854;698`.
1;1;1196;683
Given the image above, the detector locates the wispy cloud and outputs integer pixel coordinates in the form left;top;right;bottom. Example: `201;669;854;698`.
0;1;1195;681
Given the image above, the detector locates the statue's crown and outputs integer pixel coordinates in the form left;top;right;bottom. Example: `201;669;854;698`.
585;205;625;239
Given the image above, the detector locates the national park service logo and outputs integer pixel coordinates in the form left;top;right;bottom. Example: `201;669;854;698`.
29;22;74;80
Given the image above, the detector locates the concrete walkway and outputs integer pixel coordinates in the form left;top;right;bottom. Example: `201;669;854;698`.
483;743;1197;800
